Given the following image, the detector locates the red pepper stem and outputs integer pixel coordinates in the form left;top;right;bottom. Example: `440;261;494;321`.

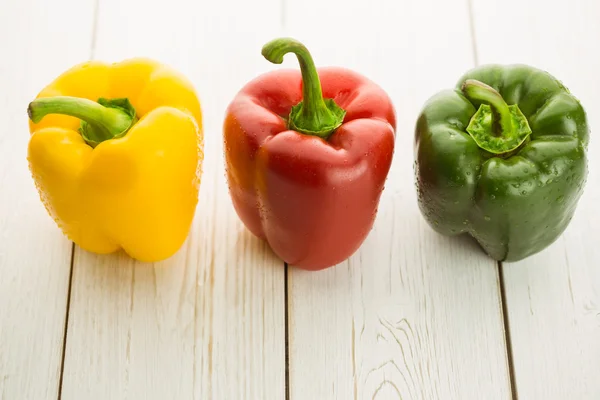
461;79;513;136
262;38;346;140
28;96;136;147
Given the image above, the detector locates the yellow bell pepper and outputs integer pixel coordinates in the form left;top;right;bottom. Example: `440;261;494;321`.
27;58;203;262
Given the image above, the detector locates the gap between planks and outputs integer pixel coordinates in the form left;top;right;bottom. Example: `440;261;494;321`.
280;0;290;398
56;244;75;400
498;262;519;400
57;0;101;398
465;0;479;66
284;263;290;400
466;1;516;398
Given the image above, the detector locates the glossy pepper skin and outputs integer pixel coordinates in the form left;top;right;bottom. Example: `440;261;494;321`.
27;58;203;262
415;64;588;262
224;38;396;270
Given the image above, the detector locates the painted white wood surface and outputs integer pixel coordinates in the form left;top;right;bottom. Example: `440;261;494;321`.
1;0;600;399
283;0;512;398
0;1;95;399
59;1;285;399
472;1;600;398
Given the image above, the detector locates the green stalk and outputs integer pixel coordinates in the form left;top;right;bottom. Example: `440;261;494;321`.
262;38;345;140
461;79;532;155
28;96;136;147
461;79;513;136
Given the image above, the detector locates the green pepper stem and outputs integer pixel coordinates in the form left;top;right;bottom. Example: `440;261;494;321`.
261;38;345;140
462;80;532;155
28;96;134;145
461;79;513;136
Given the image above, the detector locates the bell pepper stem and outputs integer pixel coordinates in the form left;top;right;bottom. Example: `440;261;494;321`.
262;38;345;140
461;79;532;155
461;79;513;136
28;96;136;147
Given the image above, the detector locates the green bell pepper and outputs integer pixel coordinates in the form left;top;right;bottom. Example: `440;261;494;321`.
414;64;589;262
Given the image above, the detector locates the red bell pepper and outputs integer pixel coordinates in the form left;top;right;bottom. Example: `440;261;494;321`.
223;38;396;270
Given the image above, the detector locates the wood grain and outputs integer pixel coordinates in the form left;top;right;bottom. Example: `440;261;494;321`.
0;1;95;399
472;0;600;398
59;0;286;399
3;0;599;399
284;0;512;398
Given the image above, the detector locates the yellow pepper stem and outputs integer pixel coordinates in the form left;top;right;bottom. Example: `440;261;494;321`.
28;96;136;147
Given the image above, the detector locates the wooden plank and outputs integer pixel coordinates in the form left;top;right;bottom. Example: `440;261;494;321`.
284;0;512;398
59;0;285;399
0;1;95;399
471;1;600;398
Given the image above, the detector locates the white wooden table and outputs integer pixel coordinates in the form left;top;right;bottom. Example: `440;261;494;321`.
1;0;599;399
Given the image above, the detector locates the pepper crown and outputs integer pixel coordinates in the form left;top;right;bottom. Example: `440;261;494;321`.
261;37;345;140
28;96;137;147
461;79;531;155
